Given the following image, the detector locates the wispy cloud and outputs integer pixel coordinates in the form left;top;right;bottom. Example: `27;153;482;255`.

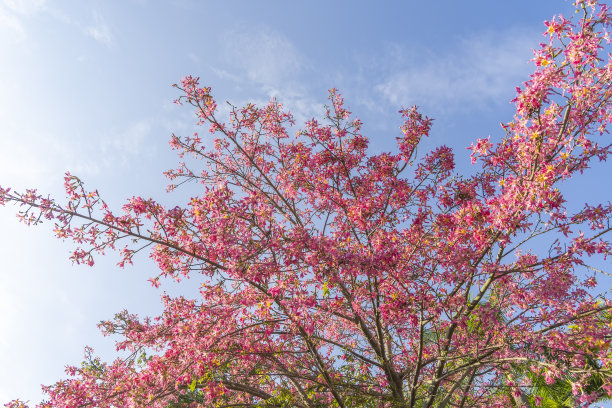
2;0;45;15
100;119;152;164
0;0;45;40
222;26;305;92
209;25;322;125
375;28;537;113
0;2;113;47
0;5;24;38
0;118;154;190
70;119;154;176
84;11;112;46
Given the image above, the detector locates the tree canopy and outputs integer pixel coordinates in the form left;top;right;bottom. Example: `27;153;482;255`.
2;1;612;407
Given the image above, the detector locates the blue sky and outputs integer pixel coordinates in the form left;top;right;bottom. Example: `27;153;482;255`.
1;0;609;405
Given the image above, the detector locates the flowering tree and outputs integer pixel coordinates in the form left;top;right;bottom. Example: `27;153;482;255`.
2;1;612;407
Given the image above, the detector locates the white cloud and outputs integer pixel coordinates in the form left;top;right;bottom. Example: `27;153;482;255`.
84;11;112;46
222;26;306;91
101;119;152;162
207;26;323;126
210;66;242;84
2;0;45;15
0;5;24;38
68;119;154;176
0;1;113;48
375;28;537;113
0;0;45;40
0;118;154;190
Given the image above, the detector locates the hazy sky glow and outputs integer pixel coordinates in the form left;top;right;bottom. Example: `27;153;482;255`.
1;0;610;405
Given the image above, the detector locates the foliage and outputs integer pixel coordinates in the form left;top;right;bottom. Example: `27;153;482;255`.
504;309;612;407
2;1;612;407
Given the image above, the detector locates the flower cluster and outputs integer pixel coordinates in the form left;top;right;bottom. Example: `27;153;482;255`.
2;1;612;407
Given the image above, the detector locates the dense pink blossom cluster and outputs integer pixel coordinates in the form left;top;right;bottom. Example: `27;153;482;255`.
2;1;612;407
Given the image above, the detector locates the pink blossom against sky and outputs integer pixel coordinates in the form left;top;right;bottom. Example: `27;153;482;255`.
0;0;609;405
